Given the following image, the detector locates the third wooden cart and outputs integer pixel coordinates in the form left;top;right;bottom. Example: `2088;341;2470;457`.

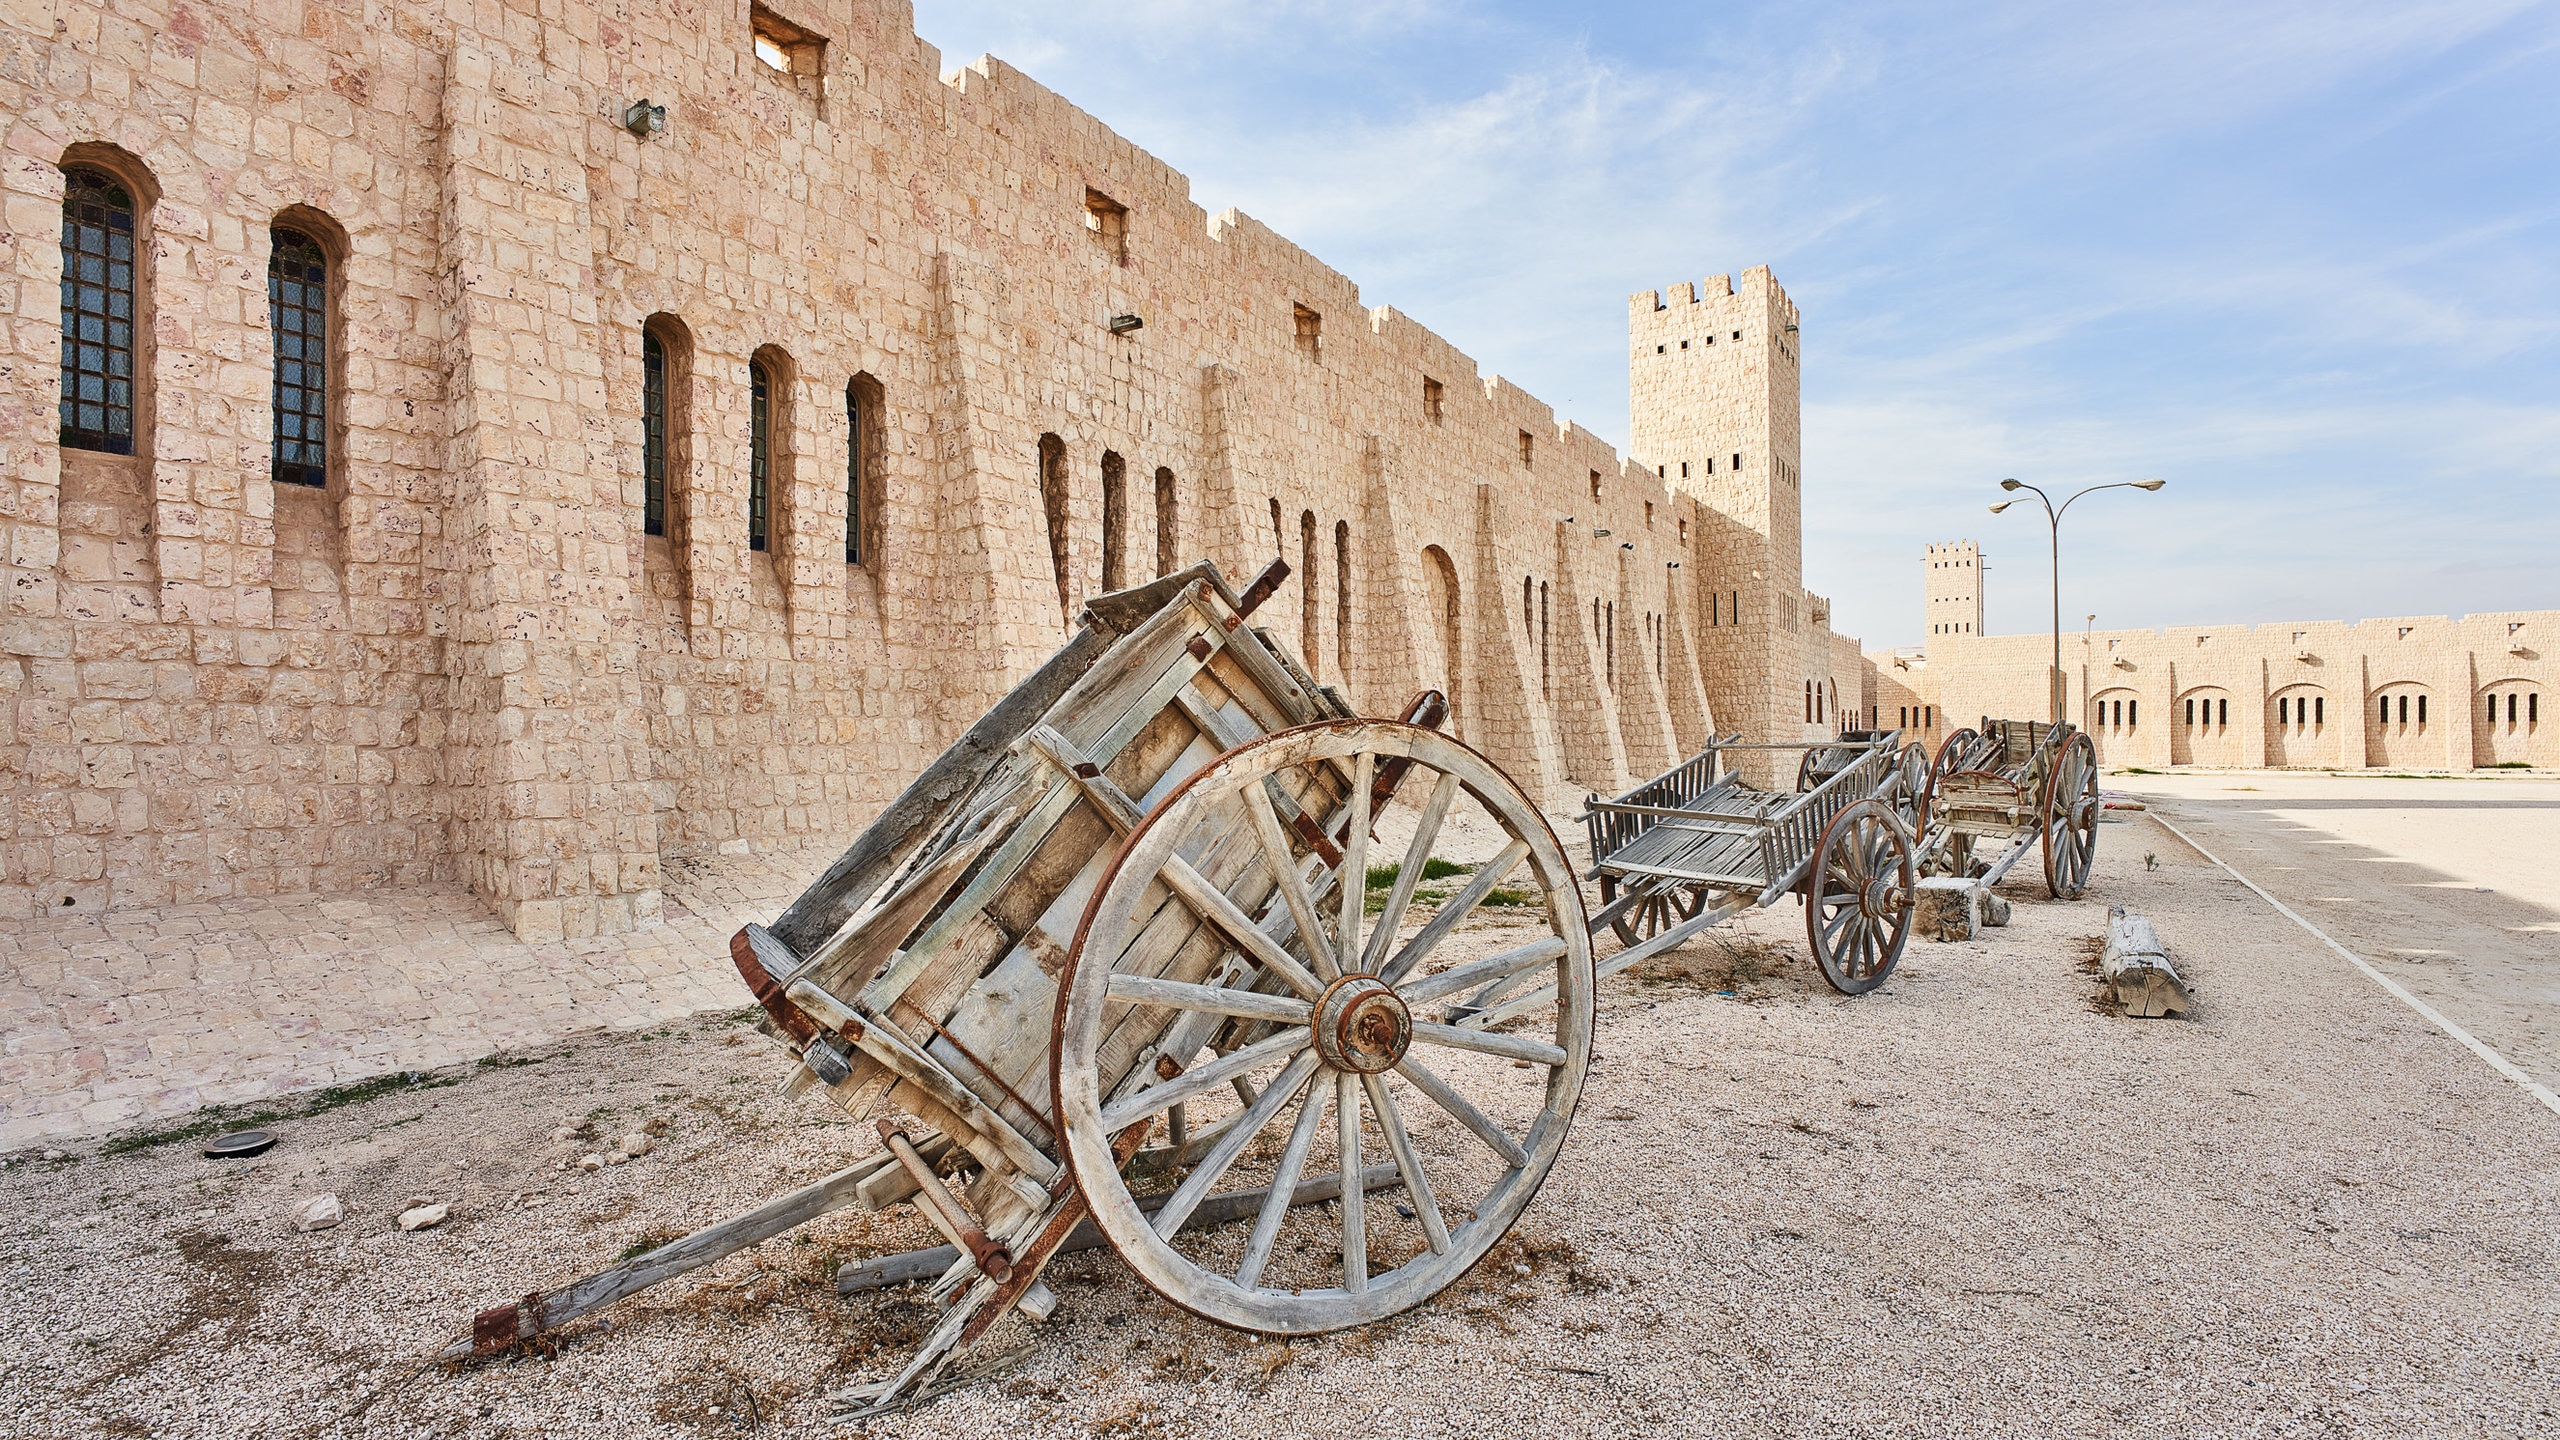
1915;716;2098;898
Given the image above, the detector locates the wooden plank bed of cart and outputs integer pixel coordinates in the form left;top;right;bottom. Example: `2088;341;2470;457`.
446;559;1602;1419
1916;716;2099;898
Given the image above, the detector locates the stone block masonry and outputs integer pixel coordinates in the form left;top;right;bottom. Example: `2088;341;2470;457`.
0;0;1856;940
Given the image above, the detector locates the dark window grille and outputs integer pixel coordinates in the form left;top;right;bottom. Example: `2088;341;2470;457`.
748;361;771;552
2315;697;2323;723
643;331;668;536
60;168;137;455
269;227;328;487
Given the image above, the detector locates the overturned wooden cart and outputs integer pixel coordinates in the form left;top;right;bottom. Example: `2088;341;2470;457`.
451;560;1595;1415
1916;716;2098;898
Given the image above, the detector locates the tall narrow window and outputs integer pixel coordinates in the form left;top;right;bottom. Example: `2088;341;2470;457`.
268;227;329;487
1039;434;1070;617
1522;577;1533;641
1335;520;1352;683
2217;698;2227;726
2279;697;2289;724
748;360;773;552
60;168;138;454
1101;451;1127;592
644;332;670;536
2416;695;2426;724
2381;695;2391;723
1423;376;1444;424
1154;467;1178;577
2131;700;2139;727
1604;602;1614;687
1299;509;1318;677
1538;582;1550;698
1293;303;1321;361
1269;497;1284;560
2315;697;2323;724
844;373;882;564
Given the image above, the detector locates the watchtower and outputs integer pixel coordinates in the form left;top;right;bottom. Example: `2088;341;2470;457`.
1924;540;1983;658
1629;266;1805;764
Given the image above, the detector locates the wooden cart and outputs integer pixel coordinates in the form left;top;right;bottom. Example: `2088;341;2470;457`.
1484;731;1927;1002
451;561;1595;1416
1915;716;2098;898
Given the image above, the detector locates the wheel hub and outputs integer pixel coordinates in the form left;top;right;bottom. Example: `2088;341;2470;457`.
1313;975;1412;1074
1860;877;1902;920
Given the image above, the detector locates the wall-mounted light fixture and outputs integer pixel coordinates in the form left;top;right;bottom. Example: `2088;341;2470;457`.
624;100;667;138
1620;541;1635;550
1107;314;1145;335
1592;528;1610;538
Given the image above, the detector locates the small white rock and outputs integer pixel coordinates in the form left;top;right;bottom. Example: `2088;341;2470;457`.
620;1133;653;1157
605;1150;626;1166
398;1203;450;1232
40;1149;65;1162
579;1153;604;1172
550;1127;579;1143
290;1193;345;1232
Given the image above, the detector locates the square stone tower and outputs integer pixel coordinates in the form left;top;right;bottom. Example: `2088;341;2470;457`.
1925;540;1984;657
1629;267;1805;770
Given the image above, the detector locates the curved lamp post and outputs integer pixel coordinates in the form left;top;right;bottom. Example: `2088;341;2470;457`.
1990;479;2165;724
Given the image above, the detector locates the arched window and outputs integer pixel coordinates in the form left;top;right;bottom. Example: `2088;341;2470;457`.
60;167;139;455
1154;467;1178;577
844;373;883;564
1299;509;1319;676
747;359;774;552
1101;451;1127;591
268;226;329;487
1334;519;1352;682
1538;581;1550;698
1039;434;1070;617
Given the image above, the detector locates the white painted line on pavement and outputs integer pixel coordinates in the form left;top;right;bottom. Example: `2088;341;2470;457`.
2151;811;2560;1122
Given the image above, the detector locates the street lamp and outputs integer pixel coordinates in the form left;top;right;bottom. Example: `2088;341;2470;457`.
1989;478;2166;723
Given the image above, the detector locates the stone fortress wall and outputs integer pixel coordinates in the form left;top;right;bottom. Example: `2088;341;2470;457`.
1867;544;2555;771
0;0;1860;938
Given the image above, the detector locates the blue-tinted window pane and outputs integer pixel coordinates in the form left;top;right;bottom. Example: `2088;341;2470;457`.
267;226;329;487
59;169;137;455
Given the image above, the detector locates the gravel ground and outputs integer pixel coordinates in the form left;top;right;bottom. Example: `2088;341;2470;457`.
2;808;2555;1439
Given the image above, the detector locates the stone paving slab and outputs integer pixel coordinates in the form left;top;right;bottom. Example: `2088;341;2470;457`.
0;851;835;1148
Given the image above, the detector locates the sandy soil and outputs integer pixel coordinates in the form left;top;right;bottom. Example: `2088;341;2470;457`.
1;808;2555;1439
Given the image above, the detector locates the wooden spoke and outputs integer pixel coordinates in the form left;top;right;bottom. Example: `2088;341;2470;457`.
1159;854;1327;1000
1358;772;1459;974
1397;935;1567;1007
1411;1019;1566;1068
1101;1027;1309;1133
1152;1052;1322;1238
1336;1071;1365;1294
1243;780;1340;984
1234;1079;1330;1290
1394;1054;1530;1168
1380;838;1531;986
1362;1073;1449;1254
1334;751;1372;977
1104;972;1313;1025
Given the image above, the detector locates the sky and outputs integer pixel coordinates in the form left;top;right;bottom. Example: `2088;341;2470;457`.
908;0;2560;649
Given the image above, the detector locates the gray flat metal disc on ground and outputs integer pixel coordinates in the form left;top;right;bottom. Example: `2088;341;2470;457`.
202;1130;276;1159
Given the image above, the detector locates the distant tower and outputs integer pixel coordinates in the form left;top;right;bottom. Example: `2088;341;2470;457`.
1629;266;1805;766
1924;540;1983;658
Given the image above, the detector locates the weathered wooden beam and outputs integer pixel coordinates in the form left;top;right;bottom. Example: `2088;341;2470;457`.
2103;904;2191;1018
835;1164;1400;1294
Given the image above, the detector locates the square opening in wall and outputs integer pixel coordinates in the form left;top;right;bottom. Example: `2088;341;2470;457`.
750;4;828;109
1423;375;1444;423
1294;303;1322;361
1084;189;1128;262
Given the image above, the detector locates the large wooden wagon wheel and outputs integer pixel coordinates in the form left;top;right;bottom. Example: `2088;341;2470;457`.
2040;731;2099;900
1804;798;1915;995
1598;874;1707;948
1054;720;1593;1334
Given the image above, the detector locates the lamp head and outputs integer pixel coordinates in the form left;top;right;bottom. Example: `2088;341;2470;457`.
2134;478;2166;491
1988;500;2013;514
1999;478;2023;492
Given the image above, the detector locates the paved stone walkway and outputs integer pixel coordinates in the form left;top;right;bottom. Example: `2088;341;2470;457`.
0;851;835;1148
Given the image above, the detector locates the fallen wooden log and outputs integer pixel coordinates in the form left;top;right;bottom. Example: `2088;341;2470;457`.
2103;904;2191;1018
837;1164;1400;1294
